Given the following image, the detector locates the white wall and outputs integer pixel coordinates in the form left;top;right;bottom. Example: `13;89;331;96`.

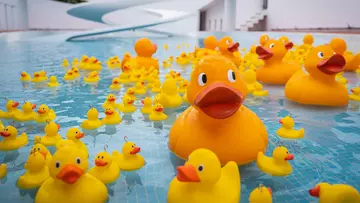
267;0;360;30
0;0;28;30
234;0;262;29
204;0;224;31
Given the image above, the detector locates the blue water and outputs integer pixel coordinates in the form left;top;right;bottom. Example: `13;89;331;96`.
0;31;359;203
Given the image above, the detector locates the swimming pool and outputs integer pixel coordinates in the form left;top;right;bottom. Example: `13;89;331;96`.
0;31;359;203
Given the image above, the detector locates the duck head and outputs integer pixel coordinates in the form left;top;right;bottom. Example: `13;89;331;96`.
5;99;19;111
279;116;294;129
153;80;161;88
49;76;58;83
81;55;89;62
37;104;50;115
94;151;112;167
0;125;18;139
126;88;135;96
40;70;47;77
87;107;99;120
88;71;98;78
26;151;46;172
256;39;293;62
135;81;145;89
106;94;116;103
329;38;346;54
179;79;189;89
153;103;164;113
112;78;120;85
303;34;314;45
104;106;116;116
34;72;40;78
278;36;290;44
30;143;50;159
72;67;79;74
122;141;141;155
22;101;36;113
249;185;273;202
66;128;84;140
272;146;294;162
44;121;60;135
243;69;257;83
204;36;218;50
21;71;30;78
351;87;360;95
66;70;74;76
218;36;240;55
187;55;247;119
177;148;221;184
309;182;330;198
141;97;152;107
134;38;157;57
122;95;134;105
260;34;270;46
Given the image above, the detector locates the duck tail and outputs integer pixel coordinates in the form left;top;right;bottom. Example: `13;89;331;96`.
257;151;264;162
299;128;305;136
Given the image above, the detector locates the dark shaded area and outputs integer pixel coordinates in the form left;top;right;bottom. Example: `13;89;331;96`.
52;0;87;4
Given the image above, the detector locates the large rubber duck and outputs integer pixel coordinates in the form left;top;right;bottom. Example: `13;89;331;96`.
167;148;240;203
66;128;88;157
20;71;31;82
249;184;273;203
169;55;268;165
140;97;153;114
63;70;76;81
218;36;241;66
36;104;56;123
256;38;301;84
0;99;20;119
47;76;60;87
84;71;100;83
309;182;360;203
34;121;62;146
243;69;261;94
80;107;102;130
0;164;6;179
350;86;360;102
132;38;158;70
0;125;28;151
257;146;294;176
134;81;147;95
112;137;145;171
17;151;50;189
88;151;120;185
102;94;119;109
14;101;37;122
35;146;108;203
109;78;121;91
156;79;183;108
285;44;348;106
330;38;360;72
149;103;168;121
30;143;53;166
118;95;136;113
277;115;304;139
101;106;122;125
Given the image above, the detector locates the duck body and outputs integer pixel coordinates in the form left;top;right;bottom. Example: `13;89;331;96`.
36;106;56;123
149;104;168;121
0;100;21;119
118;103;136;113
101;107;122;125
140;97;153;114
112;141;144;171
81;107;102;130
309;182;360;203
88;152;120;185
0;126;28;151
84;71;100;83
35;122;62;146
256;146;294;176
156;79;183;108
14;102;38;122
349;87;360;102
0;164;6;179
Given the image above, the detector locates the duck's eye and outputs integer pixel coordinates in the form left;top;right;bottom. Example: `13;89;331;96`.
269;43;275;49
75;131;78;134
318;52;324;58
98;156;100;158
198;164;204;172
76;157;81;164
55;161;60;168
132;145;134;148
286;151;289;154
226;40;230;45
42;108;45;110
101;156;104;159
198;73;207;86
5;128;7;131
38;148;40;151
227;70;236;83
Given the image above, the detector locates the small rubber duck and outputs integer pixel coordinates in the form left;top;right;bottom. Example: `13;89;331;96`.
66;128;88;157
277;115;305;139
167;148;240;203
79;55;89;69
151;79;161;93
31;72;44;83
338;76;348;87
149;103;168;121
47;76;60;87
39;70;49;81
72;58;79;67
63;70;76;81
253;83;268;97
102;94;118;109
121;52;131;68
132;81;146;95
0;99;20;119
125;88;136;101
71;67;81;78
218;36;241;66
141;97;153;114
29;143;52;166
156;79;183;108
34;121;62;146
101;106;122;125
163;44;169;50
17;151;50;189
0;164;6;179
168;56;174;63
20;71;31;82
178;79;189;93
0;125;28;151
130;70;143;82
118;95;136;113
80;107;102;130
309;182;360;203
13;101;37;122
257;146;294;176
36;104;56;123
112;137;145;171
243;69;261;93
109;78;121;91
249;184;273;203
349;86;360;102
84;71;100;83
118;62;132;83
35;146;108;203
163;60;171;68
62;59;70;68
88;151;121;185
260;34;270;46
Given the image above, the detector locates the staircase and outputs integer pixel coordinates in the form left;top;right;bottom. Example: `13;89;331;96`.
239;10;267;31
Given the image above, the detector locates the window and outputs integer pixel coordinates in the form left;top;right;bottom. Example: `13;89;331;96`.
214;19;217;31
208;20;211;30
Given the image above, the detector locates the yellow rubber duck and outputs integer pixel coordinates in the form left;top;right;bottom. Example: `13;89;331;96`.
163;60;171;68
29;143;52;167
218;36;241;66
309;182;360;203
84;71;100;83
260;34;270;46
34;121;62;146
178;79;189;93
134;81;147;95
0;125;28;151
63;70;76;81
121;52;131;68
0;99;20;119
102;94;118;109
130;70;143;82
47;76;60;87
112;137;145;171
17;151;50;189
20;71;31;82
118;62;132;83
277;115;305;139
80;107;102;130
118;95;136;113
35;146;108;203
71;67;81;78
298;34;314;51
176;52;191;65
167;148;240;203
168;56;174;63
14;101;38;122
109;78;121;91
151;79;161;93
0;164;6;179
257;146;294;176
79;55;89;69
36;104;56;123
141;97;153;114
156;79;183;108
349;86;360;102
330;38;360;72
249;184;273;203
88;151;120;184
132;38;159;70
243;69;261;93
31;72;45;83
163;44;169;50
125;88;136;101
39;70;49;81
72;58;79;67
338;76;348;87
66;128;88;157
101;106;122;125
253;83;268;97
62;59;69;68
86;57;102;71
149;103;168;121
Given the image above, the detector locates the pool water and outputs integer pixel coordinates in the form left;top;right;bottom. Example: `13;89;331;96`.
0;32;359;203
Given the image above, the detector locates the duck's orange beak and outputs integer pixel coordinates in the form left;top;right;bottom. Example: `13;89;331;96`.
56;164;84;184
130;147;141;154
34;74;40;77
12;102;19;107
267;187;273;195
279;119;283;124
351;89;355;93
38;109;46;114
228;42;239;52
108;98;115;102
21;73;26;77
105;110;113;115
57;124;61;130
176;165;200;182
0;131;10;137
194;83;244;119
114;80;119;84
317;54;346;75
309;185;320;197
153;44;157;51
128;100;134;104
256;46;273;60
32;104;36;109
141;100;144;104
95;159;108;167
75;132;84;139
128;91;134;95
155;107;163;112
285;42;294;50
285;154;294;160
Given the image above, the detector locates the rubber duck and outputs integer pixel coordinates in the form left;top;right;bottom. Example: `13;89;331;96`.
299;34;314;51
151;79;161;93
134;81;147;95
309;182;360;203
133;38;158;70
285;44;348;106
253;83;268;97
278;36;290;45
34;121;62;146
349;86;360;102
71;67;81;78
84;71;100;83
118;95;136;113
62;59;69;68
249;184;273;203
72;58;79;67
121;52;131;69
31;72;45;83
243;69;261;93
39;70;49;81
257;146;294;176
168;55;268;165
165;70;176;79
218;36;241;66
88;151;120;184
80;107;102;130
163;44;169;50
256;38;301;84
156;79;183;108
102;94;118;109
0;125;28;151
20;71;31;82
36;104;56;123
167;148;240;203
29;142;52;166
149;103;168;121
129;70;143;82
35;146;108;203
168;56;174;63
79;55;89;69
101;106;122;125
163;60;171;68
0;164;6;179
112;137;145;171
140;97;153;114
109;78;121;91
276;115;304;139
66;128;88;156
14;101;37;122
47;76;60;87
125;88;136;101
0;99;20;119
329;38;360;72
176;53;191;65
195;36;218;58
86;57;102;71
260;34;269;46
63;70;76;81
0;120;3;132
